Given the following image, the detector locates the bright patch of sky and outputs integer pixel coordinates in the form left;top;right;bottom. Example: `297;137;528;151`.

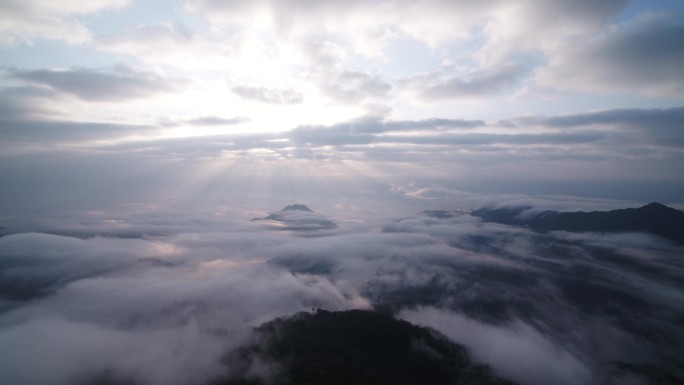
383;37;441;77
0;41;117;69
86;0;188;36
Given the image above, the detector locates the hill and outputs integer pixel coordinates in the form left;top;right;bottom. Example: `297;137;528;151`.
220;309;516;385
472;202;684;244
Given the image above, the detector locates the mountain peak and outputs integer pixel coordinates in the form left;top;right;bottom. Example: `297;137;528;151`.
251;204;337;231
641;202;671;211
281;204;313;212
230;309;515;385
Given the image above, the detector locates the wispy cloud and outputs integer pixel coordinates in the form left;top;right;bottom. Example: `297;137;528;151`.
230;83;303;104
9;67;184;101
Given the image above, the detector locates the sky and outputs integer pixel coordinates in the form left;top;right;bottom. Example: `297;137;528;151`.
0;0;683;214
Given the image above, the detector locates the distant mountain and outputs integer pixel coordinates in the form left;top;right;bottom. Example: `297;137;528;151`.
418;209;468;219
220;309;516;385
280;204;313;212
252;204;338;231
472;202;684;244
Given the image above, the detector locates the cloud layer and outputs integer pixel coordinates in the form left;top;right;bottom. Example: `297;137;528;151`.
1;198;682;385
10;67;182;101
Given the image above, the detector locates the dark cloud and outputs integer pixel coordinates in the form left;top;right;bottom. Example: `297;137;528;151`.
0;87;241;150
289;116;601;147
381;132;603;146
536;19;684;96
230;84;303;104
289;115;484;146
9;67;183;101
518;106;684;147
529;106;684;130
531;0;628;24
0;85;62;120
98;132;283;157
407;65;524;100
0;119;160;149
0;119;156;142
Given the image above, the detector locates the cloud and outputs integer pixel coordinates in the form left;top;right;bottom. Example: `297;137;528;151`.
400;307;592;385
288;115;605;148
0;85;63;120
0;228;369;385
387;183;646;213
1;192;684;384
0;261;365;385
528;106;684;129
0;232;180;302
0;318;232;385
185;0;632;101
97;22;242;69
9;67;183;102
230;84;303;104
1;105;679;201
516;107;684;147
63;0;648;109
187;0;628;52
0;0;129;45
533;17;684;97
159;116;250;127
184;116;249;126
319;70;392;103
472;0;629;64
0;119;160;150
406;65;525;100
288;115;485;146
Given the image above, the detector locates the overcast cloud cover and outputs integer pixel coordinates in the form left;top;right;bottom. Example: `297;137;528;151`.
1;1;684;384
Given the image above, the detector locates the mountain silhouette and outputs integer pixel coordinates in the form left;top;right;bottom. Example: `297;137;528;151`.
472;202;684;244
252;204;338;231
220;309;516;385
281;204;313;212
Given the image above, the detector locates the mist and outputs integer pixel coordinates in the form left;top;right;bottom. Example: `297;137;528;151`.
1;192;683;384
